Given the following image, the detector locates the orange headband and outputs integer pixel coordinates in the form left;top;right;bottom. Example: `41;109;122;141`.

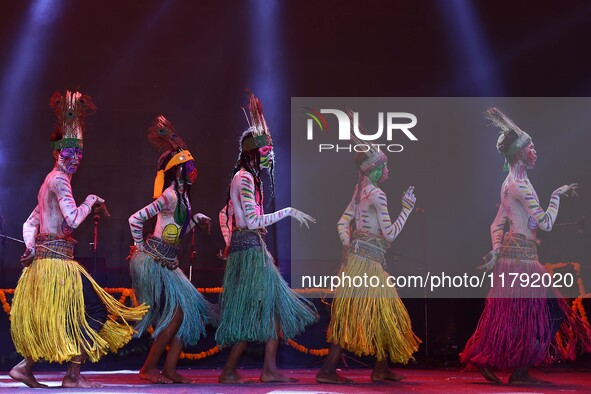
153;150;194;198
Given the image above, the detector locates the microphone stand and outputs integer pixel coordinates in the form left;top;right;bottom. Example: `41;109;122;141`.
0;215;5;288
92;215;100;277
416;207;429;363
554;216;585;233
189;228;196;282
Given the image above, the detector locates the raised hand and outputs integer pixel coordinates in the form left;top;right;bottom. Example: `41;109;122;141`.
291;208;316;229
94;201;111;217
194;213;212;234
553;183;579;198
401;186;416;211
87;195;111;217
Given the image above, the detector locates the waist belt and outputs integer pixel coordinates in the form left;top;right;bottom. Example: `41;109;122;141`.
499;233;538;261
144;235;179;263
35;233;76;260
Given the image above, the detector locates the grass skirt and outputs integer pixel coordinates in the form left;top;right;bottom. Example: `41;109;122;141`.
129;244;216;345
215;229;318;346
327;235;421;363
460;234;591;369
11;257;149;363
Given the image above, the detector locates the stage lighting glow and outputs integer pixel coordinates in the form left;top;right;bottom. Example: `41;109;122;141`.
249;0;282;91
0;0;61;104
438;0;501;96
0;0;62;202
248;0;290;263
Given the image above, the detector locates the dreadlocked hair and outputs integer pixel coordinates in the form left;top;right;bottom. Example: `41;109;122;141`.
157;151;198;238
223;129;275;231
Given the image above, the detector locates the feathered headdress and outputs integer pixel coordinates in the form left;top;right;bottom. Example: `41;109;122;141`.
148;115;195;198
49;90;96;150
241;89;273;151
347;109;387;174
484;107;532;171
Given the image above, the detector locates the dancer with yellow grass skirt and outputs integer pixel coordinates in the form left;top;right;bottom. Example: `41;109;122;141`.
9;90;148;388
317;145;420;384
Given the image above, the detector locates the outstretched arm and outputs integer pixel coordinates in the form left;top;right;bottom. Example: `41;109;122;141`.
128;188;175;244
52;173;100;229
514;181;563;232
237;171;314;229
371;186;415;243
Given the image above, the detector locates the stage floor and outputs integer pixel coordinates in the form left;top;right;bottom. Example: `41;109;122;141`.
2;368;591;393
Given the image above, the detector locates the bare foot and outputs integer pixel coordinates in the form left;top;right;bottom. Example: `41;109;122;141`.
316;370;354;384
371;368;406;382
218;368;256;384
62;373;102;388
478;366;502;384
9;362;48;389
139;367;173;384
509;370;552;385
162;369;194;383
260;370;298;383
